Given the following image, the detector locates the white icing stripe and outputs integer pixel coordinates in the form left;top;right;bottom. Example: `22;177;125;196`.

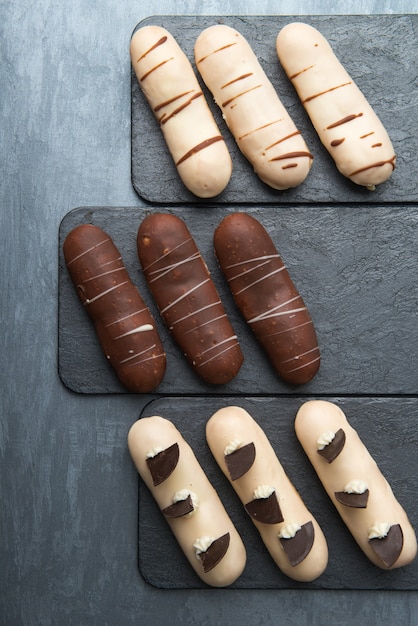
83;266;125;283
260;319;313;339
147;252;201;283
225;254;280;269
197;338;239;367
160;278;211;314
84;281;128;305
197;335;238;358
234;266;287;295
66;237;110;265
184;313;227;335
170;301;221;328
285;355;321;374
113;324;154;340
247;296;303;323
104;308;147;327
281;346;319;365
126;352;166;369
142;238;193;271
226;258;274;281
119;343;157;364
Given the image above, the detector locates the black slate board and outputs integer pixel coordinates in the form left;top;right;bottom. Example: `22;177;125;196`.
137;396;418;590
131;14;418;205
58;204;418;396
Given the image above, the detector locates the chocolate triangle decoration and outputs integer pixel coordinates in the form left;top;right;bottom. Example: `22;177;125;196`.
162;494;194;519
146;442;179;486
198;533;231;573
369;524;404;568
245;491;283;524
225;442;256;480
335;489;369;508
317;428;346;463
280;521;315;567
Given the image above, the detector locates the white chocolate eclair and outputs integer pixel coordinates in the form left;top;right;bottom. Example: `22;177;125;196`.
130;25;232;198
128;416;246;587
194;24;313;190
276;22;396;189
206;406;328;581
295;400;417;569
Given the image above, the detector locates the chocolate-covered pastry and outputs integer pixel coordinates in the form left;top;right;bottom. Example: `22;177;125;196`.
63;224;166;393
137;213;243;384
295;400;417;570
214;212;320;385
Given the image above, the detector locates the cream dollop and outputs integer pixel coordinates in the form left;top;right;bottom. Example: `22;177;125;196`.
278;522;301;539
368;522;391;539
193;536;215;556
254;485;276;499
317;431;335;450
344;479;368;494
145;446;164;459
173;489;199;512
224;439;242;456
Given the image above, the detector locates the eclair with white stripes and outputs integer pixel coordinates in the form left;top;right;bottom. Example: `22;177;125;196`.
130;25;232;198
137;213;244;385
214;213;320;385
194;24;313;190
128;415;246;586
276;22;396;189
63;224;166;392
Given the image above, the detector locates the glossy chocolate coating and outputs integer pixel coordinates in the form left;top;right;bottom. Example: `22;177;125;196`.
214;212;320;385
63;224;166;393
137;213;243;384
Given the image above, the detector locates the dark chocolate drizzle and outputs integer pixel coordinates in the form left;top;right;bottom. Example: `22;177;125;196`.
279;521;315;567
198;533;231;573
245;491;283;524
161;494;194;519
335;489;369;508
317;428;346;463
369;524;404;568
224;442;256;481
146;442;179;486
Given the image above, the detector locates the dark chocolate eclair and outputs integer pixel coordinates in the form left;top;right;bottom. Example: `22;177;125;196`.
137;213;243;385
214;212;320;385
146;442;179;486
63;223;166;393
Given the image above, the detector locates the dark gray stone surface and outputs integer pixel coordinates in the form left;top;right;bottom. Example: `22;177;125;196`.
131;15;418;205
2;2;418;625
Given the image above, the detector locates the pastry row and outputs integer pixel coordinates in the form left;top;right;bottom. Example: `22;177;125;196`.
63;212;320;392
128;401;417;587
131;22;396;197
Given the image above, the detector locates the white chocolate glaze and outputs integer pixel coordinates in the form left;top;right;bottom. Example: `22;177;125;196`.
128;416;246;587
194;24;313;190
295;400;417;569
276;23;396;188
130;25;232;198
206;406;328;582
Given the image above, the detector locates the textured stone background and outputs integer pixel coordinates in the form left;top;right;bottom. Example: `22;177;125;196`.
1;1;417;625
